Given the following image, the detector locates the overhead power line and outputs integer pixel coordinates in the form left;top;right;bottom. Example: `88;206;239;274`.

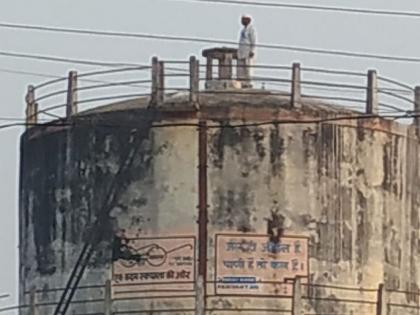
0;67;66;79
1;22;420;64
0;66;153;92
0;50;137;67
168;0;420;19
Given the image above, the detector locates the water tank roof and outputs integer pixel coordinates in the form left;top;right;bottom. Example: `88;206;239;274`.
78;90;356;117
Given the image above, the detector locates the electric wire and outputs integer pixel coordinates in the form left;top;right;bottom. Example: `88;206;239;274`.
166;0;420;19
0;50;138;68
0;67;66;79
1;22;420;63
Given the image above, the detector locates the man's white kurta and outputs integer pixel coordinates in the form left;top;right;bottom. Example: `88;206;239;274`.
238;24;256;60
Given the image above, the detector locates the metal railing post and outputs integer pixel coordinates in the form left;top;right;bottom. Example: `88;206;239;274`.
190;56;200;108
292;278;303;315
366;69;378;115
158;60;165;104
414;86;420;137
25;85;38;128
30;287;38;315
66;70;78;119
291;63;302;109
151;57;164;107
104;280;112;315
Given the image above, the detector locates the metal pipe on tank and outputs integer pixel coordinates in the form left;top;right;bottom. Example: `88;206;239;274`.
197;120;208;310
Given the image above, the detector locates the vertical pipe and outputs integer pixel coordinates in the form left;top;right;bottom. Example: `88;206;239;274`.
366;70;378;115
66;70;78;119
198;120;208;311
25;85;37;128
414;86;420;137
291;63;302;109
190;56;200;107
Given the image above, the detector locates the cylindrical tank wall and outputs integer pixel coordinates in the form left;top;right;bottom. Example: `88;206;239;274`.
19;106;420;315
19;113;199;314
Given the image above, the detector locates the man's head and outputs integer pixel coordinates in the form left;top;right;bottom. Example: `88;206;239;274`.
241;14;252;26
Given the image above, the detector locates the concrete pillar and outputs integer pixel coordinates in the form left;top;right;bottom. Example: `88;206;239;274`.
376;283;387;315
29;287;38;315
291;63;302;109
195;275;205;315
206;57;213;81
414;86;420;137
292;278;303;315
189;56;200;107
366;70;378;115
104;280;112;315
219;54;233;80
66;70;78;119
25;85;38;128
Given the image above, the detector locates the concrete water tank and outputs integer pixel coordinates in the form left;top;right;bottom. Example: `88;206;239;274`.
18;49;420;315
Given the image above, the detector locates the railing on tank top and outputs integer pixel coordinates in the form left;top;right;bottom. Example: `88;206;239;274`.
2;279;420;315
23;55;420;135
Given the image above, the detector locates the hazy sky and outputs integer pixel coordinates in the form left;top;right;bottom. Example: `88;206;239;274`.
1;0;420;309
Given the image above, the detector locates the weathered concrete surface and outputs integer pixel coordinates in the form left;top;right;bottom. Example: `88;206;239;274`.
19;92;420;314
206;120;411;314
19;107;198;314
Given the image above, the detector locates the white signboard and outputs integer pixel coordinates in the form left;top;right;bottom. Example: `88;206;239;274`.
112;235;196;298
215;233;309;296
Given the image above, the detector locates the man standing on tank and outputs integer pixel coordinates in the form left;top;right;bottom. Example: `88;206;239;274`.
237;14;256;88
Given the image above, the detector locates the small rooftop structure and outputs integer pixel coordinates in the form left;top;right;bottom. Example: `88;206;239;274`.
202;47;242;90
